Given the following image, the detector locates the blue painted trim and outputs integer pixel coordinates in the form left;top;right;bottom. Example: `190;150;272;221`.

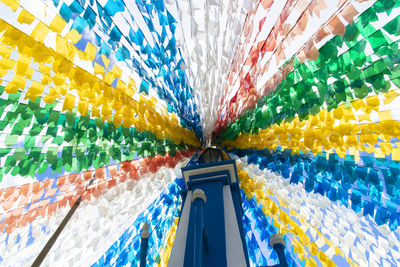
189;170;232;183
182;160;237;187
182;159;236;172
189;170;230;181
187;175;229;190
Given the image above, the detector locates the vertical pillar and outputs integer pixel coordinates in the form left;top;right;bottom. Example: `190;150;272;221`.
140;221;150;267
269;234;288;267
192;189;207;267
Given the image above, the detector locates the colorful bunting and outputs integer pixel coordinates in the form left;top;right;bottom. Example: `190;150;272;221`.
0;0;400;266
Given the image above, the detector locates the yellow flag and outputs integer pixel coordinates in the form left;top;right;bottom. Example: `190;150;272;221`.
41;74;52;85
50;14;67;33
102;104;112;121
53;74;66;86
17;9;35;25
5;75;26;94
344;108;356;122
43;89;57;103
116;79;126;92
78;100;88;116
378;110;392;121
366;96;380;111
0;69;8;77
113;113;122;128
125;87;135;98
383;90;399;105
31;22;50;42
0;44;13;57
101;55;110;69
24;67;34;79
0;0;19;11
380;142;392;155
56;34;71;59
38;63;52;76
64;29;81;44
92;106;100;118
63;93;76;112
103;71;115;84
0;58;15;70
94;62;105;76
84;42;97;61
25;81;45;101
333;106;344;120
392;148;400;161
111;65;122;77
358;113;370;122
16;54;31;75
351;99;365;110
128;77;136;89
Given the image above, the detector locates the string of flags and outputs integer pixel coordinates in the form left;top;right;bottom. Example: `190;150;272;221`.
0;0;399;266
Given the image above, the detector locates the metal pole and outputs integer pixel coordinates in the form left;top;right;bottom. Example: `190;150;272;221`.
140;221;150;267
32;196;81;267
273;243;288;267
269;233;288;267
192;189;207;267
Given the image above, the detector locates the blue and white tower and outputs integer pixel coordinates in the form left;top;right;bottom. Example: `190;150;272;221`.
138;148;288;267
167;148;250;267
